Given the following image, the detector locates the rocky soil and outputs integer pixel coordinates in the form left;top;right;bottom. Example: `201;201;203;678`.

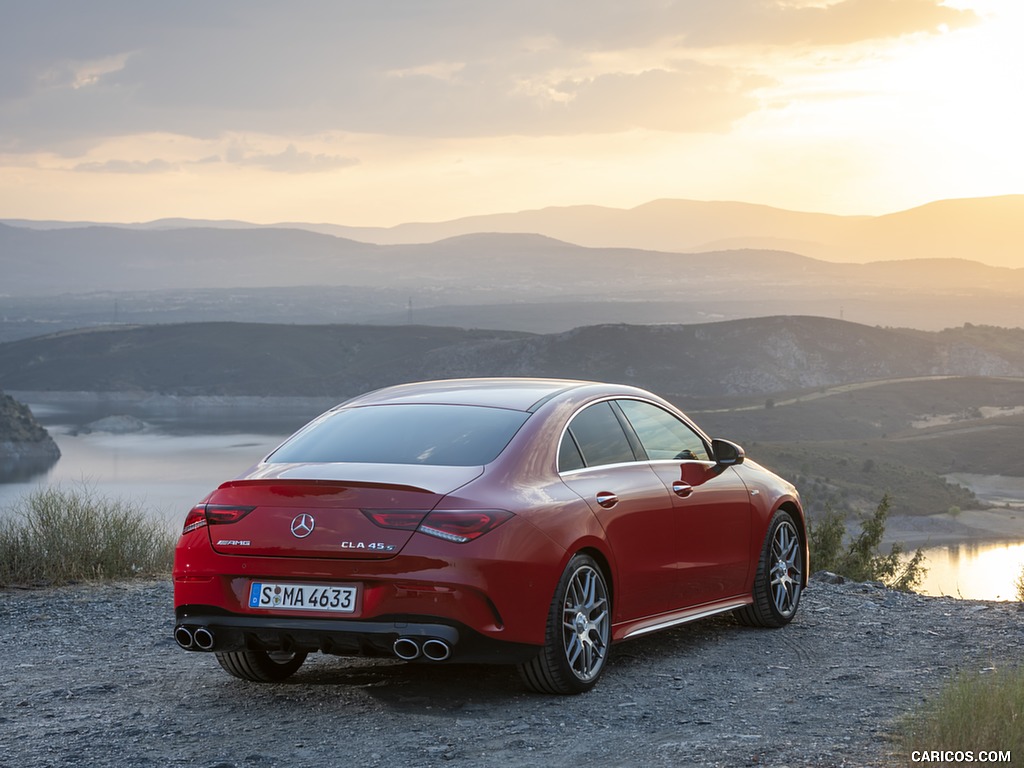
1;576;1021;768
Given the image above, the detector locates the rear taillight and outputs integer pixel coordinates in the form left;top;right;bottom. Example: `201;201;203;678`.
205;505;254;524
182;505;207;534
361;510;428;530
363;508;512;543
182;504;254;534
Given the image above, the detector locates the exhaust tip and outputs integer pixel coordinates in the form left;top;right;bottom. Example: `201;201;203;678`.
192;626;215;651
174;625;194;650
422;638;451;662
393;637;421;660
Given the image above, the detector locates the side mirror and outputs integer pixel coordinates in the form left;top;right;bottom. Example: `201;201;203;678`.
712;438;745;467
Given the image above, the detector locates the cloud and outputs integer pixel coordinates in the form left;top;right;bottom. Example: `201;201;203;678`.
0;0;979;154
73;158;178;174
69;144;359;175
223;144;360;173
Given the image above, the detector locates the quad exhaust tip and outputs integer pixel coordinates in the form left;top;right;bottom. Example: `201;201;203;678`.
174;625;215;651
421;638;451;661
177;625;450;659
174;625;194;649
193;627;215;651
393;636;452;662
393;637;421;660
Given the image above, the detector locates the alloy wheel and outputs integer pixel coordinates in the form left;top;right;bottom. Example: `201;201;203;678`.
561;564;610;682
769;519;802;618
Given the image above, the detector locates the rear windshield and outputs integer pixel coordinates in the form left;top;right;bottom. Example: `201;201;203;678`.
267;404;530;467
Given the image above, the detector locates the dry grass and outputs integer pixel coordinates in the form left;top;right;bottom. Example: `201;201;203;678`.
896;666;1024;764
0;485;175;586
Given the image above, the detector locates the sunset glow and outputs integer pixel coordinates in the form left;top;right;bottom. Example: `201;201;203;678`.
0;0;1021;225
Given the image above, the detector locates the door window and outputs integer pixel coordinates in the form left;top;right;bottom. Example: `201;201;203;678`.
617;399;710;462
559;401;636;470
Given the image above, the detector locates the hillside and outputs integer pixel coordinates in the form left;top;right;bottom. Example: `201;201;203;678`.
3;318;1024;401
0;390;60;469
694;375;1024;518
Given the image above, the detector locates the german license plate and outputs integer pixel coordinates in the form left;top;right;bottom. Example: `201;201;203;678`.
249;582;358;613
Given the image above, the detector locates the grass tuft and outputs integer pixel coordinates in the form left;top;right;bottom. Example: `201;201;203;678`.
0;485;175;587
896;666;1024;763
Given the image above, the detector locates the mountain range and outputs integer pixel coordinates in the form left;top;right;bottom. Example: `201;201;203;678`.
3;195;1023;340
6;194;1023;266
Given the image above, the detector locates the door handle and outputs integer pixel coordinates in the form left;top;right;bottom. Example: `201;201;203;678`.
595;492;618;508
672;481;693;498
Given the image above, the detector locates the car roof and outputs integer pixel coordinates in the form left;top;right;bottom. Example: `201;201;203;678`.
338;377;595;412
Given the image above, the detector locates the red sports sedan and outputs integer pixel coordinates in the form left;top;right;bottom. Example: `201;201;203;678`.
173;378;806;694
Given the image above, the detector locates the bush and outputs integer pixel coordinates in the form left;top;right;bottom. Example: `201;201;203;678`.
1016;566;1024;602
809;494;926;591
897;666;1024;761
0;485;176;586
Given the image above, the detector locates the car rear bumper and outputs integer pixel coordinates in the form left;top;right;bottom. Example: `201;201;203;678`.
174;606;539;664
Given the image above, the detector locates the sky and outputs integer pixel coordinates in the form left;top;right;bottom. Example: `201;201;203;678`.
0;0;1021;226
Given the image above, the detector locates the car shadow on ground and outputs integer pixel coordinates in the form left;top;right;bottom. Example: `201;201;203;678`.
286;655;524;704
255;612;749;708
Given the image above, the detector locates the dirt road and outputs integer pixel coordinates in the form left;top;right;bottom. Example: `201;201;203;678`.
1;577;1021;767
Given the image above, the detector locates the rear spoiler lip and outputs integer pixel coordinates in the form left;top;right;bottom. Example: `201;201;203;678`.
224;462;485;497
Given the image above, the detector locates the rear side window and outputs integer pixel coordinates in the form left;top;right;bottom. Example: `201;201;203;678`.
561;401;636;470
617;399;710;462
558;431;585;472
268;404;530;466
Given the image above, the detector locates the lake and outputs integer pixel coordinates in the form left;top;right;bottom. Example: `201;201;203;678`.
0;398;318;528
2;397;1022;601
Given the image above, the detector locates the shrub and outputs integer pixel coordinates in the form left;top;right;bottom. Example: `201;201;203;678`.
0;485;175;586
809;494;926;591
1016;566;1024;602
896;666;1024;762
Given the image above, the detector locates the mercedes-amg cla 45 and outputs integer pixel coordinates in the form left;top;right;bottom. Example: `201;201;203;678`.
173;378;806;694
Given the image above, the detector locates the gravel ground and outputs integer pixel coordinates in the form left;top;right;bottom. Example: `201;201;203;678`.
1;577;1021;768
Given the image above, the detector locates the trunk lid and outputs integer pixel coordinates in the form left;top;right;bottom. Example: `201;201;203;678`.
205;463;482;559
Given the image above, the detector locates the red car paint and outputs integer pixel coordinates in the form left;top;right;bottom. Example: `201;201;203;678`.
173;378;806;692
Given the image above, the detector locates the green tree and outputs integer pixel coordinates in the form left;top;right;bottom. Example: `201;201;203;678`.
808;494;926;591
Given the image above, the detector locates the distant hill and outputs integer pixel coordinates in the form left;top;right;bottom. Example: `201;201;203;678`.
12;195;1016;266
326;195;1024;268
3;221;1024;336
2;317;1023;401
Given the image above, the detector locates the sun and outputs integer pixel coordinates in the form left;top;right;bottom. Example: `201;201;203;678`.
734;0;1024;212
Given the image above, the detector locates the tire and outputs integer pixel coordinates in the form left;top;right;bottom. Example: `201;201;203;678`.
214;650;308;682
736;509;804;628
518;553;611;695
